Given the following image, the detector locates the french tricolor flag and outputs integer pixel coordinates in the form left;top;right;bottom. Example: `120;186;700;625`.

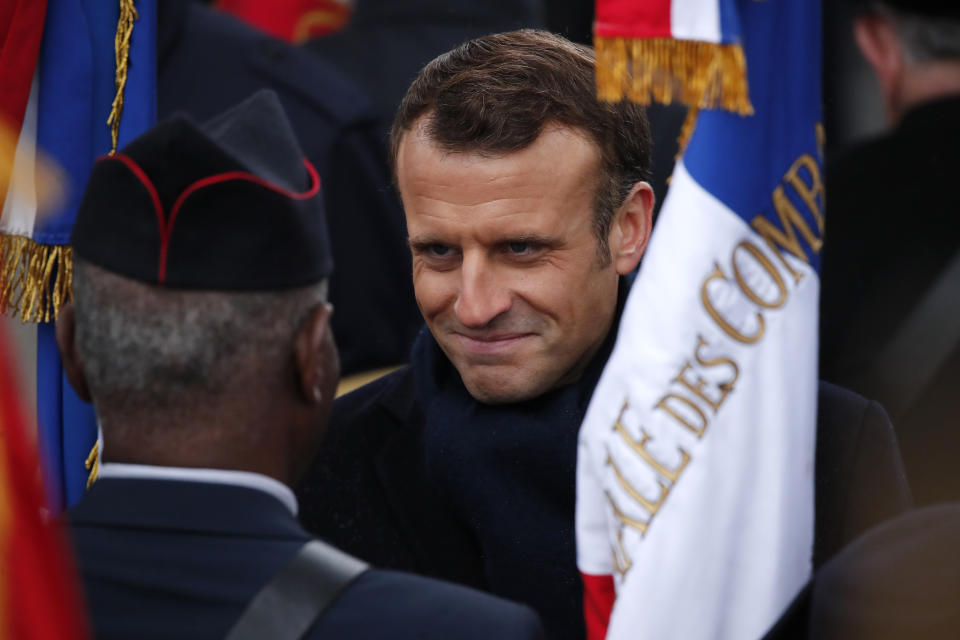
578;1;823;639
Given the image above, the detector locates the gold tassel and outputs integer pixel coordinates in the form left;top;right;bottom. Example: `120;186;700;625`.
676;104;700;160
0;234;73;323
107;0;139;155
84;441;100;489
595;36;754;116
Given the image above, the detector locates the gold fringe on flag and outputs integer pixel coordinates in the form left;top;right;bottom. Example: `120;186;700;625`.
107;0;139;155
0;235;73;323
595;36;754;114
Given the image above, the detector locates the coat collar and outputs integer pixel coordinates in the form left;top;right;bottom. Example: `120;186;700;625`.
898;95;960;137
68;477;310;541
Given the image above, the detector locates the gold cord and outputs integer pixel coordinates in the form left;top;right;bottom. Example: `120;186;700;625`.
84;441;100;489
107;0;139;155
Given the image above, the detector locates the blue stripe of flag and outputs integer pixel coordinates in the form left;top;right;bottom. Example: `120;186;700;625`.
685;0;823;272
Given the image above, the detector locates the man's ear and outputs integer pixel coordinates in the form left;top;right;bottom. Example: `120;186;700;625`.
854;13;906;123
294;303;339;406
609;181;655;275
55;302;91;402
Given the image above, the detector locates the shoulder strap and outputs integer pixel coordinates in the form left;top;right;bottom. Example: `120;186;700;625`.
225;540;369;640
853;250;960;419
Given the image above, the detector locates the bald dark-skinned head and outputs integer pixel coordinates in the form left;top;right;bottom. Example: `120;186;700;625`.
56;259;339;486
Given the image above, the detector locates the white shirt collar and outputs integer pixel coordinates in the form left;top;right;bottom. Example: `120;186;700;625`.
98;463;298;516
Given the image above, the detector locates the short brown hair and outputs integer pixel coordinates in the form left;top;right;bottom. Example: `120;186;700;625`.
389;29;653;262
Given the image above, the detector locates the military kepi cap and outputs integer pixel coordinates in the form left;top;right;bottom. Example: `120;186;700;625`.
72;90;332;290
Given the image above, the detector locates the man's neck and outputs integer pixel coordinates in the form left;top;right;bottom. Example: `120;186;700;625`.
97;407;296;486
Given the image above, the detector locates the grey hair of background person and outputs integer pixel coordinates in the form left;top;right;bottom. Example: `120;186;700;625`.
72;258;329;421
881;7;960;63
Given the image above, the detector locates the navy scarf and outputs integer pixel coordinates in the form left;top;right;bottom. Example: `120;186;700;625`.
412;279;629;640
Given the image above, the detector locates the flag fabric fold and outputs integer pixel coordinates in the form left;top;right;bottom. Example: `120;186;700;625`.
578;0;823;638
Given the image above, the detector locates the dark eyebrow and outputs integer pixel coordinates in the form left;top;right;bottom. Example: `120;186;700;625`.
497;233;560;247
408;233;561;253
408;236;449;253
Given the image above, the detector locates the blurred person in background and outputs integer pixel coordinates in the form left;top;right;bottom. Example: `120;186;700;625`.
764;504;960;639
303;0;545;143
819;0;960;507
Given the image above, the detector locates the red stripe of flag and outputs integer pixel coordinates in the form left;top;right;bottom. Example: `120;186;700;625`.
581;571;617;640
594;0;672;39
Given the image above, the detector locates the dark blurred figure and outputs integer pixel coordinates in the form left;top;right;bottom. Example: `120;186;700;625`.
543;0;592;46
303;0;546;144
159;0;421;375
764;504;960;639
819;0;960;506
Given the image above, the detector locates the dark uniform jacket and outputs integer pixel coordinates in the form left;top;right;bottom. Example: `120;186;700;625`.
298;337;912;640
820;96;960;506
69;477;544;640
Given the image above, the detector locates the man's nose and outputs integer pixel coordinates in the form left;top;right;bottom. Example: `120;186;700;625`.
454;255;511;328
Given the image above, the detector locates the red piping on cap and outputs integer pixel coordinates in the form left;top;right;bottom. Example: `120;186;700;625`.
106;155;321;284
108;154;166;265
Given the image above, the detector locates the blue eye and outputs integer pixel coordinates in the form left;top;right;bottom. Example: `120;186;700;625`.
429;244;452;257
508;242;530;254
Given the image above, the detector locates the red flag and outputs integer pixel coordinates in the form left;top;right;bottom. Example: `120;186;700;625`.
0;0;47;129
0;328;89;639
0;0;48;206
216;0;352;43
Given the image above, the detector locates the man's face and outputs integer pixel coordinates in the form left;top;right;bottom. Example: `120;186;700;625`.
397;122;622;404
